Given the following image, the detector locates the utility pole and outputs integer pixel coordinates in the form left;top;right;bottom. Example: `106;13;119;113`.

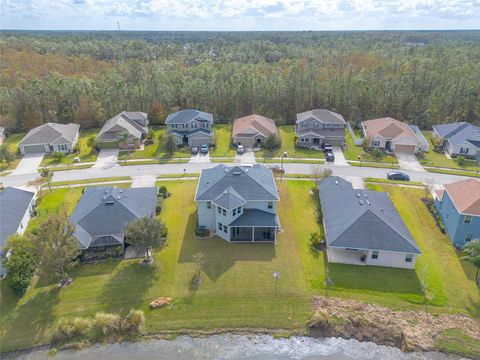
272;271;281;296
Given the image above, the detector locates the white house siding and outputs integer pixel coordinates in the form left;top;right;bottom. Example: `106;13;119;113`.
327;248;417;269
197;201;216;230
16;205;33;235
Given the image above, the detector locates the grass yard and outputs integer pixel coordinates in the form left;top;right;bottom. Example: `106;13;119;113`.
210;124;236;157
344;131;398;164
256;126;325;159
420;132;480;171
0;132;25;171
50;177;132;187
365;177;425;187
40;129;99;166
348;161;400;169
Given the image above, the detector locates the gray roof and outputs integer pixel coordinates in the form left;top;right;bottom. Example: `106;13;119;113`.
296;109;346;125
297;128;345;138
98;112;146;141
170;129;212;137
166;109;213;125
19;123;80;146
0;187;35;248
229;209;279;227
195;164;279;203
318;177;421;254
70;186;157;249
433;122;480;145
212;186;246;210
409;125;429;145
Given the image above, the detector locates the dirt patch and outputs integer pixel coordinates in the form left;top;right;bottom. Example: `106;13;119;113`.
308;296;480;354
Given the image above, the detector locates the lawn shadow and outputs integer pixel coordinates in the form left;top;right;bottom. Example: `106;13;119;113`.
178;211;277;282
456;250;477;282
99;262;159;314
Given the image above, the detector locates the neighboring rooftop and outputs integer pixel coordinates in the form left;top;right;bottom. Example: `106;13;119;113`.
432;122;480;146
0;187;35;248
232;114;278;137
19;122;80;146
166;109;213;125
70;186;157;249
318;176;421;254
97;112;147;140
296;109;346;125
195;164;279;202
443;179;480;216
362;117;419;141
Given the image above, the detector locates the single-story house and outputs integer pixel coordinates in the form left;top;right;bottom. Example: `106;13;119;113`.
434;178;480;248
295;109;346;148
0;187;36;277
0;127;5;145
18;122;80;155
361;117;429;154
195;164;280;242
232;114;278;148
431;122;480;160
318;176;421;269
166;109;213;147
70;186;157;256
97;111;148;149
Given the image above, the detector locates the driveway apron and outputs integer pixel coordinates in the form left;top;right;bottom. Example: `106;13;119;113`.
10;153;45;175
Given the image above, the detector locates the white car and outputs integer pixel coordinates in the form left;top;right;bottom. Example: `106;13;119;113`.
237;145;245;154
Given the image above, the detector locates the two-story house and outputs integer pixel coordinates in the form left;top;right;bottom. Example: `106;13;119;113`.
194;164;280;242
295;109;346;148
165;109;213;147
435;179;480;248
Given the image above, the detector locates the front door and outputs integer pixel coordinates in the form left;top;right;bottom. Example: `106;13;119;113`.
182;135;188;146
313;138;320;145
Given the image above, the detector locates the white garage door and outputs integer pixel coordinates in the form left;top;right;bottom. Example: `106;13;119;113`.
395;144;416;153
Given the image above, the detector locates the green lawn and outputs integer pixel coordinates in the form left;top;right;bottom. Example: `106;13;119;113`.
210;125;236;157
50;177;132;187
40;129;99;166
344;131;398;164
0;132;25;171
256;126;325;159
420;132;480;171
1;181;478;353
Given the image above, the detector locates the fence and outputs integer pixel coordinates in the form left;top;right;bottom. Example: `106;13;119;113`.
346;122;364;146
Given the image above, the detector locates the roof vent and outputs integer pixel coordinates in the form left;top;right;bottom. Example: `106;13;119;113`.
117;196;121;200
356;193;361;198
364;193;368;198
225;169;228;172
224;189;227;194
245;169;248;172
104;190;108;194
105;199;114;205
380;209;384;213
359;200;364;205
119;189;124;193
367;200;371;206
335;180;339;185
233;171;241;176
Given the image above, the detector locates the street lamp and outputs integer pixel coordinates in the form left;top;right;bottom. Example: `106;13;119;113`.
273;271;281;296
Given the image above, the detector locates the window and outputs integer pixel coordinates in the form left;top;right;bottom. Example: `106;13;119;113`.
460;147;469;154
465;234;473;243
372;140;380;147
218;206;221;214
464;215;472;224
218;222;222;231
405;254;413;263
223;209;226;216
207;201;211;209
302;122;307;128
268;202;273;209
182;124;186;128
371;251;379;259
233;208;237;216
237;206;242;214
223;225;227;233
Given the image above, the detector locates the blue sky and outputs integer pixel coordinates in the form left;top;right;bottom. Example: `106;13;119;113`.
1;0;479;30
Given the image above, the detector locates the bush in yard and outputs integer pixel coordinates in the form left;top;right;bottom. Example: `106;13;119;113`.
262;134;281;151
0;145;14;164
310;186;323;224
371;147;385;160
87;135;97;149
122;309;145;333
309;231;324;252
93;312;121;337
165;135;176;154
3;234;38;294
124;217;167;263
147;128;155;139
456;155;465;166
51;151;65;162
158;185;168;198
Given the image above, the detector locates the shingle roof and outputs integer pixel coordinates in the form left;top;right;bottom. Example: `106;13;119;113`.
195;164;279;202
362;117;419;142
0;187;35;248
166;109;213;125
232;114;278;138
432;122;480;146
229;209;279;227
212;186;246;210
97;112;146;140
318;177;421;254
444;179;480;216
19;123;79;146
296;109;346;125
169;129;212;137
70;187;157;249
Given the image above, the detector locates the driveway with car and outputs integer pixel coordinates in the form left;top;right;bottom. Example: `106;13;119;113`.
395;152;425;172
189;153;211;163
93;149;119;169
10;153;45;175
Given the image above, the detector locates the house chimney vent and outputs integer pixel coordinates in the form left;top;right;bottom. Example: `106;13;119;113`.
356;193;361;198
335;180;339;185
359;200;364;205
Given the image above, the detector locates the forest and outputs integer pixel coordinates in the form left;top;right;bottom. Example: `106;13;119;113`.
0;30;479;133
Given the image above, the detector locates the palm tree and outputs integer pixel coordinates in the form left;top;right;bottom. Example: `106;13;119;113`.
461;239;480;286
117;130;130;150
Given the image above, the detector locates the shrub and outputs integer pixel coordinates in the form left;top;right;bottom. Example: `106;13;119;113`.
165;135;176;153
3;234;38;294
87;135;97;148
51;151;65;162
309;231;323;251
93;312;121;337
147;128;155;139
195;226;209;237
371;147;385;160
262;134;281;151
122;309;145;333
456;155;465;166
311;186;323;224
54;317;92;341
422;198;446;234
158;186;168;198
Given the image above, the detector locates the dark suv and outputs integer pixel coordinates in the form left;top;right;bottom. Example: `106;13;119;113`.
325;151;335;162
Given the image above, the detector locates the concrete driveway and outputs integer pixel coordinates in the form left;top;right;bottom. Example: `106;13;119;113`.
93;149;119;169
10;153;45;175
396;152;425;172
235;150;256;164
189;153;211;163
332;147;348;166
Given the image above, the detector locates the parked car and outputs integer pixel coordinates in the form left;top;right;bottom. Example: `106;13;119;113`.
325;151;335;162
268;165;285;174
323;143;333;152
200;144;209;154
191;146;199;155
387;172;410;181
237;145;245;154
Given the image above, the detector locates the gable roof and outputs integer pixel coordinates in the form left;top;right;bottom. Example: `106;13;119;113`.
318;177;421;254
166;109;213;125
97;112;146;140
296;109;346;125
212;186;246;210
362;117;420;143
432;122;480;146
70;186;157;249
232;114;278;138
195;164;279;203
0;187;35;248
19;123;80;146
443;179;480;216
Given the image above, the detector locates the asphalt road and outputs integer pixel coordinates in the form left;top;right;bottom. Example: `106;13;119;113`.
1;161;472;189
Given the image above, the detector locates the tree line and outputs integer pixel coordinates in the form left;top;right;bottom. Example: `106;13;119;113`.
0;30;479;133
